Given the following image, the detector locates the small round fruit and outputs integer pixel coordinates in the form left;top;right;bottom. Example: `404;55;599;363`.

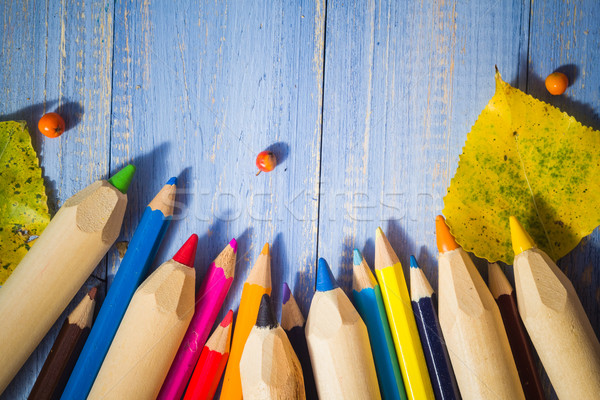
256;151;276;175
38;112;66;138
545;72;568;95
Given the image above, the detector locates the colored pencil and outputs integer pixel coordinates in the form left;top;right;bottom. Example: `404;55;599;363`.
240;294;306;399
28;287;97;400
281;282;318;400
306;258;381;399
221;242;272;399
62;177;176;400
158;238;237;400
88;234;197;400
183;310;233;400
487;262;545;400
353;249;407;400
409;256;460;400
436;215;524;399
510;216;600;399
374;228;435;400
0;165;134;395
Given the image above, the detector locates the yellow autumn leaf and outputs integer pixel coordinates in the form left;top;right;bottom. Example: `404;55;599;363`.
443;70;600;264
0;121;50;284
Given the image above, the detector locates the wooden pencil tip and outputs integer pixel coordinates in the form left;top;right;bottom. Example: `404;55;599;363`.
229;238;238;253
88;286;98;300
509;216;536;255
353;249;363;266
375;226;384;238
260;242;269;255
166;176;177;185
173;234;198;267
488;263;513;298
436;215;460;253
316;258;338;292
256;294;277;328
221;310;234;327
282;282;292;305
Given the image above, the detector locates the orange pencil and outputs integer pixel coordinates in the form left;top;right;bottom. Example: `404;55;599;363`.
183;310;233;400
220;243;272;399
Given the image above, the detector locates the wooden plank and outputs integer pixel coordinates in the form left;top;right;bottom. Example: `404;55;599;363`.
317;0;529;290
527;1;600;398
109;0;325;325
0;0;114;398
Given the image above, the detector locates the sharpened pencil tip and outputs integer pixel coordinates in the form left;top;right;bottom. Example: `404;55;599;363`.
108;164;135;194
510;216;536;255
316;258;338;292
376;227;384;238
353;249;363;266
229;238;238;253
436;215;460;253
221;310;234;327
282;282;292;304
166;176;177;185
88;286;98;300
256;294;278;328
260;242;269;255
173;234;198;267
410;255;419;269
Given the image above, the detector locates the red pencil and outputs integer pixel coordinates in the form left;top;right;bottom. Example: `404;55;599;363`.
183;310;233;400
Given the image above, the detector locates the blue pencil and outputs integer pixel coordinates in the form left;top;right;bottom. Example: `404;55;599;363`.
409;256;460;400
353;249;407;400
61;177;177;400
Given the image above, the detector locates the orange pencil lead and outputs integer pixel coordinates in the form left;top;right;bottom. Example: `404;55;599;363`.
436;215;460;253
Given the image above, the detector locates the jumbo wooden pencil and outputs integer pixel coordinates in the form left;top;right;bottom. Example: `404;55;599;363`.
409;256;459;400
240;294;305;399
436;215;524;399
281;282;318;400
62;177;176;400
353;249;407;400
487;262;545;400
306;258;381;399
221;242;272;399
87;234;197;400
28;287;97;400
158;238;237;400
374;228;434;400
510;216;600;399
183;310;233;400
0;165;134;395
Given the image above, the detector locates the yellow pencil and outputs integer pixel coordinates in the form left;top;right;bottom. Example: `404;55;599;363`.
375;228;435;400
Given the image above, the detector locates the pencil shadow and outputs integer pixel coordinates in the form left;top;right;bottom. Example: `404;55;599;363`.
223;227;254;319
55;100;84;134
293;269;313;318
527;69;600;130
336;237;355;296
192;219;226;290
416;244;438;292
270;233;287;318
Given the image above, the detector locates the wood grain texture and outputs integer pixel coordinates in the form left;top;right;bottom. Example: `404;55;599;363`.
2;1;600;399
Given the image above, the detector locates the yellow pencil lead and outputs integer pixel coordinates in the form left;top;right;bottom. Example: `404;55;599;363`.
509;216;536;255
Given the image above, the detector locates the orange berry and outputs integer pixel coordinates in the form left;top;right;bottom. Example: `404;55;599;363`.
256;151;276;175
38;112;66;138
545;72;568;95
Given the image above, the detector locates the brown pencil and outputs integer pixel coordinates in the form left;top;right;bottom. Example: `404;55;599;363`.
28;287;98;400
488;263;545;400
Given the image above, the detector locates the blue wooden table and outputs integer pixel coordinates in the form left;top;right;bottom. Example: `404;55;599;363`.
1;1;599;398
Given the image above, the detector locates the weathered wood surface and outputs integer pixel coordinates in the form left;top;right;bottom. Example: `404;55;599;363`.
1;1;598;399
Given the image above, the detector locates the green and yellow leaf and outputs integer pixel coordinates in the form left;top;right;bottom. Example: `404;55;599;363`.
0;121;50;284
443;71;600;264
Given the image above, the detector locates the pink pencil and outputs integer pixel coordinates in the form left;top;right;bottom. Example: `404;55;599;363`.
157;238;237;400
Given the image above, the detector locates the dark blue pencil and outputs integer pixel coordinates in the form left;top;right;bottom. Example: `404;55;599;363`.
61;177;177;400
409;256;460;400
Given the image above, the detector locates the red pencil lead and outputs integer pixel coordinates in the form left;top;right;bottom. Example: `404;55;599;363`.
221;310;234;327
173;234;198;268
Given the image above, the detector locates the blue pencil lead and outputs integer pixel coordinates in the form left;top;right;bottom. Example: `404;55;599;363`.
166;176;177;185
316;258;338;292
410;255;419;269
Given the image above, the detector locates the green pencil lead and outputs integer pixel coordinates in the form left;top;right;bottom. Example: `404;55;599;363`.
108;164;136;194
